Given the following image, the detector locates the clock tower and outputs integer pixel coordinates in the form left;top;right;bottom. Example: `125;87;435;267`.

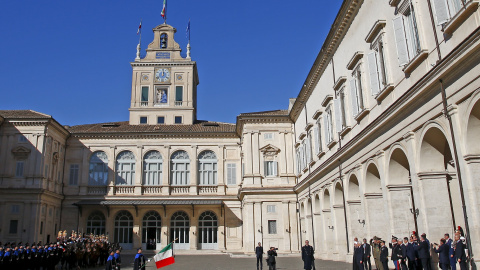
129;23;199;125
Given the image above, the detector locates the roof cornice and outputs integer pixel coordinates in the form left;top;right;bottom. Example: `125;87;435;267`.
289;0;363;122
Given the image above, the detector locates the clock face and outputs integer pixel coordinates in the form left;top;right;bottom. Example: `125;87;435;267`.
155;68;170;82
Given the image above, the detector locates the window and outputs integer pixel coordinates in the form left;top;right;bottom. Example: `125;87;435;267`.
157;116;165;124
143;151;163;185
296;148;301;175
69;164;79;185
350;67;365;116
198;151;217;185
116;151;136;185
89;151;108;186
87;211;106;235
432;0;464;25
9;220;18;234
170;151;190;185
324;106;334;144
368;36;389;96
115;211;133;244
141;86;149;105
15;161;24;177
264;161;278;177
264;133;274;140
268;220;277;234
175;116;182;124
334;89;347;133
306;132;313;163
314;121;323;155
18;135;28;142
40;221;43;234
393;1;422;66
227;163;237;185
175;86;183;102
160;33;168;49
11;205;20;214
140;117;148;124
267;205;276;213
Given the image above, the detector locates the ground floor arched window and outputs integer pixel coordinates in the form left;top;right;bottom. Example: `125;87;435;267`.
115;210;133;249
170;211;190;249
142;211;161;250
86;211;106;235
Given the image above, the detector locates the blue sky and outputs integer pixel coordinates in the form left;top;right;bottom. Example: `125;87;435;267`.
0;1;343;126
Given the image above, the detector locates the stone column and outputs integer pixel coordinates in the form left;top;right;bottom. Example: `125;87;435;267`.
189;145;198;195
190;211;197;250
162;146;170;195
79;147;89;195
217;206;225;250
243;132;253;186
254;202;263;245
243;202;255;254
252;132;260;184
217;145;225;195
107;146;116;196
134;145;143;195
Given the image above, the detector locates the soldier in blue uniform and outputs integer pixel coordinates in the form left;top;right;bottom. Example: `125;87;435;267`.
133;248;146;270
380;241;389;270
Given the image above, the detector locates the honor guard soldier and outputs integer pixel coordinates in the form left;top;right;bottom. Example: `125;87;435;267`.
106;251;116;270
380;241;389;270
114;249;122;270
133;248;146;270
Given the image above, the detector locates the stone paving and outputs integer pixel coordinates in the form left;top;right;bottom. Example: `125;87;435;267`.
107;253;353;270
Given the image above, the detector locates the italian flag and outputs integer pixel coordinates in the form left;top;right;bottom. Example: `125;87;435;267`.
161;0;166;19
154;243;175;269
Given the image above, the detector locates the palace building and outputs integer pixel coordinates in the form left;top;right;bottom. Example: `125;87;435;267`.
1;0;480;266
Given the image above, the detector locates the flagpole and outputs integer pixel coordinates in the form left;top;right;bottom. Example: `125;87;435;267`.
139;19;142;45
139;238;178;269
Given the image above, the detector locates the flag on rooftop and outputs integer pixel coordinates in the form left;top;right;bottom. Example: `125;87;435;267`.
154;243;175;269
137;20;142;35
186;19;190;41
161;0;167;19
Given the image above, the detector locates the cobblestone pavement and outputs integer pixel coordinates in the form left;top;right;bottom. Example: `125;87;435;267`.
105;253;353;270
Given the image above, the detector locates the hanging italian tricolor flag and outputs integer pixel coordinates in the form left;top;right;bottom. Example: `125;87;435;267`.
154;243;175;269
161;0;167;19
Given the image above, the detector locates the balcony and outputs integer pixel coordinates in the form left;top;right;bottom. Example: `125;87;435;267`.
115;186;135;194
170;186;190;194
174;101;183;106
141;101;148;107
142;186;163;194
198;186;218;194
88;186;108;195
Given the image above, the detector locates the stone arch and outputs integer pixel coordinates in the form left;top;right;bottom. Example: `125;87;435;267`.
323;189;331;210
365;162;382;194
314;193;321;214
466;96;480;155
388;147;411;185
334;182;344;206
300;201;306;217
419;125;454;172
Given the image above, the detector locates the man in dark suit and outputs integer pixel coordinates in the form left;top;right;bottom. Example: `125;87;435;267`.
416;235;430;270
354;241;364;270
405;237;416;270
256;242;264;270
444;234;456;270
380;241;389;270
363;238;371;270
454;234;467;270
434;239;449;270
302;240;315;270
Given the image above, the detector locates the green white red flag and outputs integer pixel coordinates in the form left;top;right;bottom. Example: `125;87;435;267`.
154;243;175;269
161;0;166;19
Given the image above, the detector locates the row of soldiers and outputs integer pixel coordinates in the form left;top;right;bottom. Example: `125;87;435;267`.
0;234;121;270
353;227;469;270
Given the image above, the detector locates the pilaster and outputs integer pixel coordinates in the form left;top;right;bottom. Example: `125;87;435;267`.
189;145;198;195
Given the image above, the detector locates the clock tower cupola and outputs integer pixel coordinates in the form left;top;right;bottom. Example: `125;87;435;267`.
129;23;199;125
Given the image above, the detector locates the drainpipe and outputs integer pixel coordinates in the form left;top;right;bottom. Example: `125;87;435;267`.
338;137;350;254
296;193;302;250
59;131;71;230
308;182;315;245
439;79;475;269
426;0;442;62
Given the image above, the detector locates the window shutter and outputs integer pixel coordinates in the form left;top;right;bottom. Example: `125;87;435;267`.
349;78;359;116
334;99;343;133
432;0;450;25
323;116;330;143
273;161;278;176
367;52;380;96
231;164;236;184
393;16;409;66
264;161;268;176
314;126;320;154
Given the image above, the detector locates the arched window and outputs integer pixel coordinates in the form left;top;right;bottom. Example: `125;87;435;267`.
142;211;161;249
114;210;133;245
89;151;108;185
86;211;105;235
198;151;217;185
170;151;190;185
116;151;136;185
160;33;168;49
170;211;190;249
198;211;218;249
143;151;162;185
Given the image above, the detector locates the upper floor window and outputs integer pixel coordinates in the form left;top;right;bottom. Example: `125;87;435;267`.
143;151;163;186
324;106;334;144
198;151;217;185
140;117;148;124
175;116;182;124
227;163;237;185
432;0;465;25
89;151;108;186
264;161;278;177
314;121;323;155
334;89;347;133
116;151;136;185
18;135;28;142
305;132;313;163
368;35;389;96
171;150;190;185
175;86;183;106
160;33;168;49
141;86;149;106
69;164;79;185
15;161;24;177
264;133;274;140
350;67;365;117
157;116;165;124
393;1;422;66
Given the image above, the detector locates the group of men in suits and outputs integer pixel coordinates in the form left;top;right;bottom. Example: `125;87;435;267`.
352;230;469;270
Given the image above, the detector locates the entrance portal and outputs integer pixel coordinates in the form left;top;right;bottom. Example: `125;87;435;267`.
170;211;190;250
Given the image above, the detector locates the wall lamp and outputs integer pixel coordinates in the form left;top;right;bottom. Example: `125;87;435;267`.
328;226;334;230
358;219;365;226
410;208;419;216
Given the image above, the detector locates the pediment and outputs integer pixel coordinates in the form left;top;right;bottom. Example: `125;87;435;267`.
11;146;31;160
259;144;281;156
